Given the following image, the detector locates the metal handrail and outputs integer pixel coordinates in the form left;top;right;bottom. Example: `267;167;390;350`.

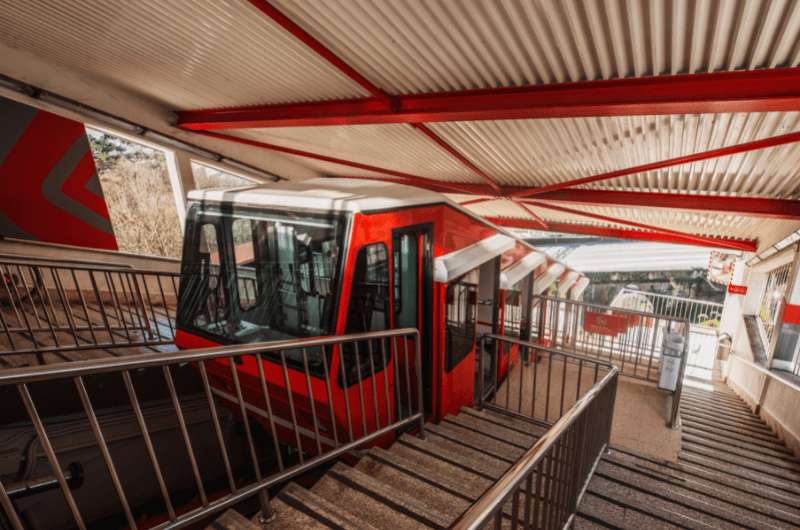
453;357;619;529
618;288;724;307
0;258;179;360
0;327;425;530
729;352;800;395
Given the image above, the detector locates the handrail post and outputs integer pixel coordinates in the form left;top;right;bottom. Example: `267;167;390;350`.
477;335;485;410
669;324;690;428
414;330;426;438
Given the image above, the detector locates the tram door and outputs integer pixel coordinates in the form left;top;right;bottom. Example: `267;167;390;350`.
392;224;434;415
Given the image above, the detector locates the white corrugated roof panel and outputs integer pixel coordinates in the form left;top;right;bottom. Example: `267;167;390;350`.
542;241;714;273
0;0;366;109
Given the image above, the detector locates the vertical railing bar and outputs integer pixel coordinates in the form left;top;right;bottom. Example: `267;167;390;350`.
162;364;208;505
353;341;369;437
255;353;285;470
17;383;86;530
229;356;263;481
106;272;132;342
366;339;381;429
517;344;525;413
319;346;339;447
414;331;425;435
280;350;305;463
29;266;61;348
0;289;16;350
128;272;154;338
545;352;553;423
121;272;145;335
339;344;355;443
531;343;538;421
522;472;533;529
197;360;236;492
576;359;583;403
559;355;567;417
50;268;80;348
74;376;137;529
155;275;175;337
70;269;98;344
402;336;413;420
510;485;520;530
122;370;176;519
16;265;44;333
0;264;25;330
0;479;23;530
301;347;323;455
88;271;116;345
380;337;392;427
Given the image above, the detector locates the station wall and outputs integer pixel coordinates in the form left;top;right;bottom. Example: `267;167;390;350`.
0;95;117;250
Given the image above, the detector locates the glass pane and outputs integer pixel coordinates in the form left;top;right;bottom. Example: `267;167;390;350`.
232;218;258;310
395;233;418;329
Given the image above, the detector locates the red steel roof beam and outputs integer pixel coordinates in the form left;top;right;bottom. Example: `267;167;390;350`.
514;200;549;230
410;123;502;194
533;189;800;220
511;130;800;198
177;68;800;129
487;217;756;252
247;0;393;108
523;199;756;252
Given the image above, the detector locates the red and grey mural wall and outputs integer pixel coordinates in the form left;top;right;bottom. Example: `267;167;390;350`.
0;95;117;250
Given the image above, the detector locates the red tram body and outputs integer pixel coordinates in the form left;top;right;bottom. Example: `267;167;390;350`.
174;178;583;455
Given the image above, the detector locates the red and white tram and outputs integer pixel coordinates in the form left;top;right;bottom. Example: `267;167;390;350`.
174;178;583;452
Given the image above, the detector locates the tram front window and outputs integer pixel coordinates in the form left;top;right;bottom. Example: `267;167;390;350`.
178;202;348;370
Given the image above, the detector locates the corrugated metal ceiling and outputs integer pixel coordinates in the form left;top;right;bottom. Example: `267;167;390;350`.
2;0;799;252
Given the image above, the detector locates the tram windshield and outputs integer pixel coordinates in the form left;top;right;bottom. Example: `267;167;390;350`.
177;201;348;349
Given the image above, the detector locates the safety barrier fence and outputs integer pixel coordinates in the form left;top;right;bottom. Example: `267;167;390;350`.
455;334;618;530
614;288;724;330
0;328;423;530
529;295;688;427
0;258;179;360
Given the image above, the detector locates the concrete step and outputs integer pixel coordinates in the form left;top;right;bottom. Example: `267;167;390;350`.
205;509;260;530
680;395;755;417
604;449;800;525
312;462;449;529
270;482;380;529
679;407;775;435
443;412;537;448
678;451;800;499
355;451;470;523
397;432;509;479
595;460;794;530
425;420;523;463
588;474;745;529
682;424;794;460
680;442;800;485
681;408;780;443
681;390;754;411
460;406;547;437
680;412;783;444
682;433;800;473
572;514;617;529
578;490;684;529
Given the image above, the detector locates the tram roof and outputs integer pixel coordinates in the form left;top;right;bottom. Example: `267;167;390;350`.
187;178;453;214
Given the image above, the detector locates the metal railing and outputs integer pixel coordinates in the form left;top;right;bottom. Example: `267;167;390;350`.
614;288;724;330
0;328;424;530
478;334;614;426
529;295;688;427
455;336;619;530
0;258;179;361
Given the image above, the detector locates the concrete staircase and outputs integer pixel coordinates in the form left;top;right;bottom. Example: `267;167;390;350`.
575;383;800;530
208;406;547;529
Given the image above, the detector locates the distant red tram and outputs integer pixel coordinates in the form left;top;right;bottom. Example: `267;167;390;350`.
174;178;584;452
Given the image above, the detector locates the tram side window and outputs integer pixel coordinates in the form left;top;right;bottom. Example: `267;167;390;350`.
341;243;390;386
445;269;479;371
181;223;227;334
231;218;259;310
394;233;417;328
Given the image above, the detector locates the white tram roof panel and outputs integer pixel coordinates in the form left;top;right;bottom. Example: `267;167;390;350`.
187;178;453;213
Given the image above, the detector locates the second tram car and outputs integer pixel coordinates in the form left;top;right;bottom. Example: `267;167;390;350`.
174;178;583;454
